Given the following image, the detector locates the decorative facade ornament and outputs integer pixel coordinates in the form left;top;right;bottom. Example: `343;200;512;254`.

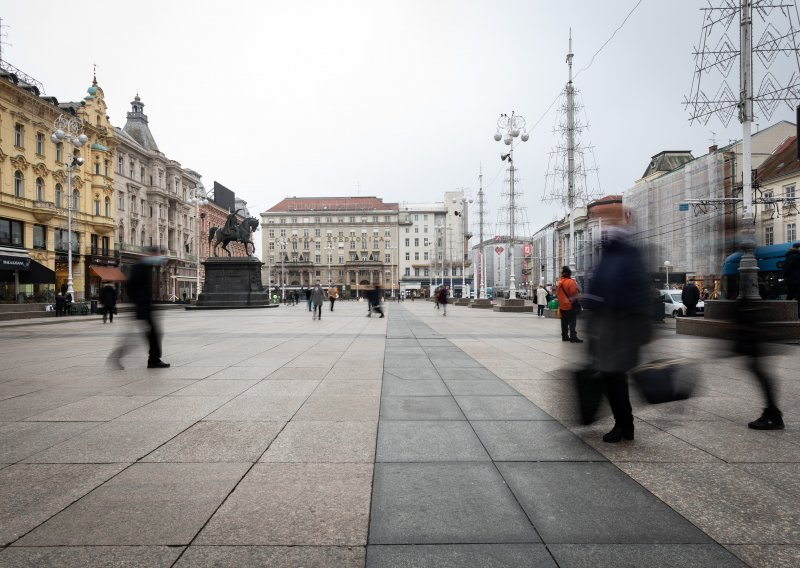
71;176;84;190
0;149;7;162
32;162;49;178
10;154;30;170
53;170;67;183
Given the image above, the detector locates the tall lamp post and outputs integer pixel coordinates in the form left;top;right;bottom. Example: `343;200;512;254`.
453;197;473;297
279;238;287;302
664;260;671;288
51;115;88;300
190;185;208;300
493;111;529;299
326;243;333;288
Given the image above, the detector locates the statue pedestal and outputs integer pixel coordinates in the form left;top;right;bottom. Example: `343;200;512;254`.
195;257;271;309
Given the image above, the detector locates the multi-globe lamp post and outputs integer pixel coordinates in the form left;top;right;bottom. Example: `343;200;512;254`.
493;112;529;299
190;185;208;300
279;238;287;302
51;115;88;301
453;197;472;297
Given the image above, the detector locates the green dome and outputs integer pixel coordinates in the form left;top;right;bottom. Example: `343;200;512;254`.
87;85;97;96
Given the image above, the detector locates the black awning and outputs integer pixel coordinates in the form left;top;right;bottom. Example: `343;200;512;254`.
0;259;55;284
0;254;31;271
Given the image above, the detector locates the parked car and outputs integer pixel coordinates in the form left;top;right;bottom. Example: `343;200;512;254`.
660;290;704;318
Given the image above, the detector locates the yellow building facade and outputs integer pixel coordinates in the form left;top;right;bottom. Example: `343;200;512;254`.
0;69;117;303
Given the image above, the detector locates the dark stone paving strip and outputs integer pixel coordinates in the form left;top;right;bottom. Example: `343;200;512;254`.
368;306;746;567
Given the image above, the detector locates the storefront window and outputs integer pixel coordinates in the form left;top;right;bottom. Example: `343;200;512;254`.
0;219;23;246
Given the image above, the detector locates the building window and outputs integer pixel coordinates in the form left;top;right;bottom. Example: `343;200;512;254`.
14;171;24;197
385;240;391;249
414;238;419;247
73;190;80;211
94;198;101;215
415;226;419;233
105;197;111;217
414;268;420;276
405;238;410;247
0;219;24;246
405;267;410;276
764;191;775;210
14;123;23;147
102;236;110;256
91;234;99;255
94;162;101;175
36;132;45;155
56;142;63;163
350;241;356;250
118;193;124;210
104;160;110;177
765;226;774;245
118;155;124;173
424;238;429;247
385;254;391;263
361;240;367;249
55;184;63;208
424;268;429;276
33;224;46;249
788;223;797;242
35;178;44;201
315;255;321;264
414;252;419;261
785;185;796;201
315;228;321;237
385;228;391;236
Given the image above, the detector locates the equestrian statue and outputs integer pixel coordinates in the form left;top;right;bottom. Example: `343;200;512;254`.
208;210;259;256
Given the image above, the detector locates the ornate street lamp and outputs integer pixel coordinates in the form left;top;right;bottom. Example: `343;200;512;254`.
279;238;287;302
493;111;529;299
453;197;473;297
664;260;671;289
190;185;208;300
51;115;88;300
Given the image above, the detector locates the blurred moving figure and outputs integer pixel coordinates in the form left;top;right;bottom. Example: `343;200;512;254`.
108;246;169;369
556;266;582;343
785;242;800;316
681;280;701;317
585;228;652;443
368;285;385;318
536;284;547;318
100;283;117;323
311;281;324;320
734;298;785;430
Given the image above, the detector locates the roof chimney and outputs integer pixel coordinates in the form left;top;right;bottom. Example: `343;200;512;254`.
709;144;718;153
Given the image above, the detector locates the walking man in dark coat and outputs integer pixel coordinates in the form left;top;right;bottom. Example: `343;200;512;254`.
784;242;800;316
108;247;169;369
681;280;701;317
100;283;118;323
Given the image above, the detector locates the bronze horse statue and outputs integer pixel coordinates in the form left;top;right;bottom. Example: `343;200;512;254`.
208;216;259;256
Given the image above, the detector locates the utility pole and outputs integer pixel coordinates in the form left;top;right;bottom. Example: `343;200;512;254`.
478;165;487;299
567;30;576;271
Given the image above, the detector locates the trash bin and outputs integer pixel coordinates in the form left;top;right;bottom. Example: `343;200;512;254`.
90;300;98;314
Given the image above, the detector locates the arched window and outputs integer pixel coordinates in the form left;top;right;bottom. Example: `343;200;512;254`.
36;177;44;201
55;184;63;208
14;171;23;197
94;197;100;215
72;190;80;211
104;197;111;217
119;226;125;244
55;142;63;162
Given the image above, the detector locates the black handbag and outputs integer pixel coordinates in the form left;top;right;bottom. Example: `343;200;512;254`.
631;358;695;404
572;368;606;425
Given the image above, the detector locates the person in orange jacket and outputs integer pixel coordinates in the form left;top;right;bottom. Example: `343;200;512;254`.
556;265;582;343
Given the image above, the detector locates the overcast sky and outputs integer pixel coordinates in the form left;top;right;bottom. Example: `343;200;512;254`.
5;1;799;257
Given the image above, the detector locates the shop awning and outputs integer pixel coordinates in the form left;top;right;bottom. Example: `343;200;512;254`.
0;257;55;284
90;265;127;282
0;247;31;271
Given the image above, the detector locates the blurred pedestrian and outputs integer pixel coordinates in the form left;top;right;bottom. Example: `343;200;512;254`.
585;228;651;442
369;284;385;318
305;288;312;311
734;297;785;430
784;242;800;316
437;286;449;316
536;284;547;318
100;283;117;323
329;285;338;311
108;246;169;369
556;266;582;343
311;281;324;320
681;280;700;317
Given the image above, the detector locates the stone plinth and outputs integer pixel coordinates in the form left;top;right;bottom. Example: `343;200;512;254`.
454;298;470;306
194;257;272;309
469;299;494;309
493;298;533;313
676;299;800;340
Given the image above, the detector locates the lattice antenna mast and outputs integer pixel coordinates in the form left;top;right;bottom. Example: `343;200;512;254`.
476;164;490;298
543;31;602;269
684;0;800;299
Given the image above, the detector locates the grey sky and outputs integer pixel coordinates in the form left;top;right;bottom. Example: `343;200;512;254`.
5;1;798;258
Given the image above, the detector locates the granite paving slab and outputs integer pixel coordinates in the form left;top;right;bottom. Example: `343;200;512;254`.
381;376;450;396
0;421;98;463
100;379;198;396
383;367;442;381
16;462;248;546
727;544;800;568
196;463;372;545
245;379;321;397
266;367;330;381
369;462;539;544
376;421;490;462
498;462;712;544
366;544;557;568
204;395;306;421
293;395;380;421
260;421;376;463
0;463;126;545
175;545;365;567
436;367;500;381
314;379;382;396
142;421;284;462
473;421;602;462
112;395;231;422
379;396;465;421
454;395;553;420
171;379;260;397
442;378;518;396
547;544;748;568
23;420;194;463
0;546;184;567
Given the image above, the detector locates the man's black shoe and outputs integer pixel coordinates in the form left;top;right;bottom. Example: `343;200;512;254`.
748;408;785;430
562;338;570;342
603;425;634;443
570;338;584;343
147;360;171;369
